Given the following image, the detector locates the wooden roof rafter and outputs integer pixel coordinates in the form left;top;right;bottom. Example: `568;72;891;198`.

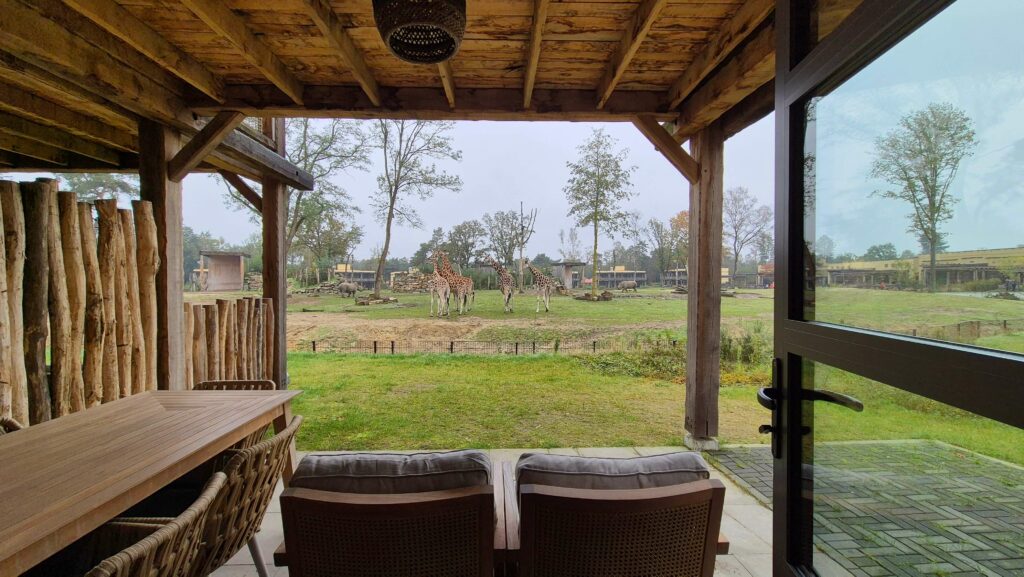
0;83;137;152
179;0;305;105
303;0;381;107
522;0;551;109
595;0;670;110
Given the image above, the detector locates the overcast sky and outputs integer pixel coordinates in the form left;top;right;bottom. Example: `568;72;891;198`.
179;115;775;260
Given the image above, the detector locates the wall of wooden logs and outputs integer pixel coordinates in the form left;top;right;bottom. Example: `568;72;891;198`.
182;297;275;390
0;178;155;425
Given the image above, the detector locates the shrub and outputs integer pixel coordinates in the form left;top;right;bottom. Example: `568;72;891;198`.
954;278;1001;292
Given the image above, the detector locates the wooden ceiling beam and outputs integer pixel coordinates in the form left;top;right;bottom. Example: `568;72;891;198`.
595;0;669;109
720;79;774;140
180;0;304;105
61;0;226;102
632;115;699;183
438;62;457;109
216;130;313;190
0;152;139;172
218;170;263;213
0;0;194;129
672;21;775;142
303;0;380;106
168;111;246;182
522;0;551;109
666;0;773;109
190;85;678;122
0;82;136;151
0;110;119;165
0;133;69;166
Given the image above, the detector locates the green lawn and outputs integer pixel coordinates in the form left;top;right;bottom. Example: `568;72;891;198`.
288;352;1024;465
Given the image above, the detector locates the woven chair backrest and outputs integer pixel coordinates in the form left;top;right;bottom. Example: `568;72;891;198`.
188;415;303;577
194;380;276;391
86;473;227;577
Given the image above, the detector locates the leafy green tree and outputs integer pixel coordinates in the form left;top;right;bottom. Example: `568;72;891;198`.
222;118;370;254
564;128;636;297
871;103;977;291
482;211;520;265
183;227;227;285
644;218;676;278
445;219;486;270
368;120;462;297
411;227;446;269
294;201;362;266
58;173;139;202
862;243;899;261
815;235;835;264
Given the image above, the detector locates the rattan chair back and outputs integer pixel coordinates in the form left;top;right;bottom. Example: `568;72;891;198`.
0;417;23;434
187;415;303;577
518;479;726;577
194;380;276;391
281;485;495;577
85;472;227;577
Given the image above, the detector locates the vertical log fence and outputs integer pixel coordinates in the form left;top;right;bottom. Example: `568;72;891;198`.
182;296;274;389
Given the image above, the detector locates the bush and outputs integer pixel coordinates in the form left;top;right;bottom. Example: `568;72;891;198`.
954;278;1002;292
720;321;772;370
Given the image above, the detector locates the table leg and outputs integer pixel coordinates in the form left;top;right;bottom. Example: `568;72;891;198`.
273;401;296;485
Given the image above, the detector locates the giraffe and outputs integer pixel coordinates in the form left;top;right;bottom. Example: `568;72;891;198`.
437;250;473;315
523;258;556;313
486;255;515;313
427;253;451;317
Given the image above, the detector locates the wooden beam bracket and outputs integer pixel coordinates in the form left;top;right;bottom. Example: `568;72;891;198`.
218;170;263;213
168;111;245;182
632;115;699;184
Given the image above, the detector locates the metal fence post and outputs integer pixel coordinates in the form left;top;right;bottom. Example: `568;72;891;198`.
592;340;597;353
515;342;519;355
312;340;317;352
450;341;454;353
391;340;395;354
373;340;378;354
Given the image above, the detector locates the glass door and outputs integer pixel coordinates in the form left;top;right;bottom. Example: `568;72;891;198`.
770;1;1024;575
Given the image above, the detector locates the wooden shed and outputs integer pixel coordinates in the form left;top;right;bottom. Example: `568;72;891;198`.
195;250;248;292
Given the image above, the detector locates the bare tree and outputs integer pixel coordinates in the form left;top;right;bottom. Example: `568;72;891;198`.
369;120;462;297
871;103;976;291
723;186;773;276
564;129;636;297
558;228;586;262
644;218;676;278
222;118;370;254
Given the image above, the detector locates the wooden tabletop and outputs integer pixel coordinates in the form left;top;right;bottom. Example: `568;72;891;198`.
0;390;300;575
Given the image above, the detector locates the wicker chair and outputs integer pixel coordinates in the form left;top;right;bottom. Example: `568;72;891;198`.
517;479;726;577
26;473;226;577
186;415;302;577
281;485;495;577
0;416;23;434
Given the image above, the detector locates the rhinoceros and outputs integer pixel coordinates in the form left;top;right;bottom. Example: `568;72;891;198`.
618;280;639;292
337;281;359;297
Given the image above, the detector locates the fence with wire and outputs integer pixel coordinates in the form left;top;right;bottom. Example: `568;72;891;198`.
303;338;681;355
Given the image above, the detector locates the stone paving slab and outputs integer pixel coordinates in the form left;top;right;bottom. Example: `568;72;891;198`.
710;440;1024;576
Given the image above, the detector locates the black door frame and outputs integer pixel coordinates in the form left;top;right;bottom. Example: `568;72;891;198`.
771;1;1024;574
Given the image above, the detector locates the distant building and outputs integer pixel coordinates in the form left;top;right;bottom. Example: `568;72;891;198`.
551;261;586;288
821;247;1024;288
336;263;377;289
193;251;249;292
595;266;647;288
661;267;733;287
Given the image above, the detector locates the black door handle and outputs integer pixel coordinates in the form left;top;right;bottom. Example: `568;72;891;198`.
805;389;864;412
757;387;778;411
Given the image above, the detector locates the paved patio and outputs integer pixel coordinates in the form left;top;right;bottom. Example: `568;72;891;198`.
710;440;1024;576
212;447;773;577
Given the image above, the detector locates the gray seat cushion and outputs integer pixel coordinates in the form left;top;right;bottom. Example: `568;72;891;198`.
516;452;710;492
292;449;492;494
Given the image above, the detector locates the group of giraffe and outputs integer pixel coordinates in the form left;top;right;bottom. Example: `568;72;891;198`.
427;251;557;316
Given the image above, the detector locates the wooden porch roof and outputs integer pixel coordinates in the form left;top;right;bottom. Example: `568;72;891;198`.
0;0;777;179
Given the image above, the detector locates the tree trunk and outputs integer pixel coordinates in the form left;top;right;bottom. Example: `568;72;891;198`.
58;192;86;412
929;246;937;292
1;182;28;424
45;179;73;417
95;200;120;403
592;220;599;296
374;207;395;298
517;246;525;294
21;180;51;423
78;203;104;407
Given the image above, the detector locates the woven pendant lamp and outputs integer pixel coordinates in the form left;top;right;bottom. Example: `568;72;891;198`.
373;0;466;64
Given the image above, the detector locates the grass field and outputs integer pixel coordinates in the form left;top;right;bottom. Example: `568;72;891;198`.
288;352;1024;465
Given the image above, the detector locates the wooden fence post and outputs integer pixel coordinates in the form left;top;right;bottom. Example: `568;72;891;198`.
224;300;236;380
217;299;230;379
0;187;10;421
205;304;220;380
192;304;207;385
236;298;249;379
0;182;26;424
133;201;159;391
20;181;51;423
41;179;73;417
120;210;146;395
58;192;86;412
183;303;194;390
262;298;274;380
78;202;104;407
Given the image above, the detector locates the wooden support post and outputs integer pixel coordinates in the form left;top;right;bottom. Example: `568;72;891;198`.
20;180;51;423
43;179;74;417
110;203;133;398
0;186;10;421
138;120;184;390
120;210;146;395
684;121;724;450
262;118;288;389
58;192;86;412
183;303;194;389
133;201;159;391
0;181;27;424
78;202;104;407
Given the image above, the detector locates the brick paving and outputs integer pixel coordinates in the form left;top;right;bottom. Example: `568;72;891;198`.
710;441;1024;576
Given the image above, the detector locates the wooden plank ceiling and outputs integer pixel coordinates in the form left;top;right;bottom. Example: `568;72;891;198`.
0;0;777;173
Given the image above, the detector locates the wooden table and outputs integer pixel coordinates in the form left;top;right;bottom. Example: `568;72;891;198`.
0;390;300;575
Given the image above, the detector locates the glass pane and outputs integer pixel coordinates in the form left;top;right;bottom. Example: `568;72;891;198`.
802;361;1024;576
802;0;1024;355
